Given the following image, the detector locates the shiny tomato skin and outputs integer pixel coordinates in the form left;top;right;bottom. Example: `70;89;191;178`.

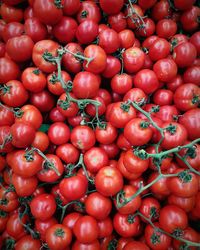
15;235;41;250
183;66;200;85
102;55;121;78
85;192;112;220
123;47;145;73
108;13;127;33
0;57;20;84
76;20;98;45
56;143;79;164
31;131;49;152
95;166;123;197
72;240;100;250
0;126;13;153
48;122;70;145
76;1;101;23
99;28;120;54
149;38;171;61
100;0;124;15
0;3;23;23
30;90;55;112
0;186;19;212
73;215;99;244
156;19;177;39
168;195;196;212
35;217;57;241
30;194;56;220
63;212;83;231
124;241;150;250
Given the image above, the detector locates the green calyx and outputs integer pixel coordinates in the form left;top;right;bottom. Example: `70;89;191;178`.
151;232;161;245
165;124;177;135
120;102;130;112
54;228;65;237
178;170;192;183
32;69;40;75
54;0;63;9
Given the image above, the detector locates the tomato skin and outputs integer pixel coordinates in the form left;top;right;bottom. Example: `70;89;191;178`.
174;83;200;111
160;122;188;150
84;147;109;173
50;108;65;123
139;197;161;222
63;0;80;16
85;192;112;220
167;169;198;198
149;38;170;62
159;205;188;234
12;173;38;197
113;213;140;238
148;172;170;198
15;235;41;250
45;224;72;250
124;118;153;146
83;45;107;74
63;212;83;231
72;240;101;250
73;215;99;244
59;175;88;201
102;55;121;78
168;195;196;212
73;72;100;99
57;92;79;118
183;66;200;86
190;32;200;56
134;69;159;94
156;19;177;39
0;126;13;153
6;35;34;63
111;73;132;95
145;223;171;250
30;90;55;112
10;122;36;148
108;102;136;128
173;42;197;68
0;186;19;212
48;122;70;145
98;217;113;239
114;185;141;215
123;47;145;73
125;4;144;30
22;67;47;93
35;217;57;241
95;166;123;196
123;149;149;174
124;241;150;250
70;125;96;151
32;40;59;73
76;20;98;45
33;0;63;25
0;3;23;23
100;0;123;15
179;108;200;140
30;194;56;220
76;1;101;23
108;12;127;33
99;28;120;54
151;0;171;21
180;6;200;32
52;16;78;44
56;143;79;164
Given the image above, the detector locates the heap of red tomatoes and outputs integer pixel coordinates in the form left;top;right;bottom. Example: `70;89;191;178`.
0;0;200;249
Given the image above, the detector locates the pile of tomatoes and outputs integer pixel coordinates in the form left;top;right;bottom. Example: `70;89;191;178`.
0;0;200;249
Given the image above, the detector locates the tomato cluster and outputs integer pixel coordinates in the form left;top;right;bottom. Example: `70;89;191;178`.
0;0;200;249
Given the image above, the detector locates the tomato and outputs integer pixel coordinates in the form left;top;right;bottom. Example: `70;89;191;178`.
57;93;79;118
139;197;161;222
114;185;141;215
33;0;63;25
15;235;41;250
179;108;200;140
95;122;117;145
0;126;13;153
83;45;107;74
35;217;57;241
155;105;179;122
50;107;66;122
113;213;141;238
173;42;197;68
125;4;144;30
159;205;188;234
145;223;171;250
48;122;70;145
166;74;183;92
136;18;155;37
148;172;170;197
31;131;49;152
83;147;108;173
117;133;132;151
76;1;101;23
174;83;200;111
85;192;112;220
108;12;127;33
59;175;88;201
118;29;135;49
123;47;145;73
0;57;19;84
6;212;28;240
138;0;157;9
12;173;38;197
111;74;132;95
149;38;170;61
24;17;48;43
95;166;123;196
70;125;96;151
37;154;64;183
47;71;69;96
0;155;6;172
183;66;200;86
73;72;100;98
174;0;195;10
76;20;98;45
72;240;100;250
190;32;200;56
63;212;83;231
99;29;120;54
2;22;24;43
0;3;23;23
180;6;200;32
63;0;80;16
56;143;79;164
123;149;149;174
10;150;42;177
6;35;34;63
32;40;59;73
73;215;99;244
0;186;19;212
102;56;121;78
156;19;177;39
45;224;72;250
168;195;196;212
151;0;171;21
22;67;47;93
30;193;56;220
124;118;153;146
100;0;123;15
30;90;55;112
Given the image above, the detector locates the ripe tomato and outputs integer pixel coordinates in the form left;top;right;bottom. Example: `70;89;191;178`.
72;240;100;250
99;28;120;54
159;205;188;234
85;192;112;220
0;3;23;23
63;212;83;231
22;67;47;93
30;193;56;220
99;0;124;15
63;0;80;16
35;217;57;241
0;186;19;212
113;213;141;238
156;19;177;39
139;197;161;222
0;126;13;153
153;89;173;106
108;13;127;33
30;90;55;112
73;215;99;244
31;131;49;152
168;195;196;212
124;241;150;250
45;224;72;250
76;20;98;45
102;56;121;78
123;47;145;73
183;66;200;85
0;57;20;83
76;1;101;23
15;235;41;250
59;175;88;201
48;122;70;145
56;143;79;164
95;166;123;196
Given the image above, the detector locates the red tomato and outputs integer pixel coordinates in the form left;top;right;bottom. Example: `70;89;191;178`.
149;38;171;61
0;186;19;212
156;19;177;39
56;143;79;164
99;28;120;54
108;13;127;33
168;195;196;212
0;3;23;23
15;235;41;250
123;47;145;73
183;66;200;85
76;20;98;45
76;1;101;23
48;122;70;145
30;90;55;112
99;0;124;15
35;217;57;241
139;197;161;222
63;212;83;231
